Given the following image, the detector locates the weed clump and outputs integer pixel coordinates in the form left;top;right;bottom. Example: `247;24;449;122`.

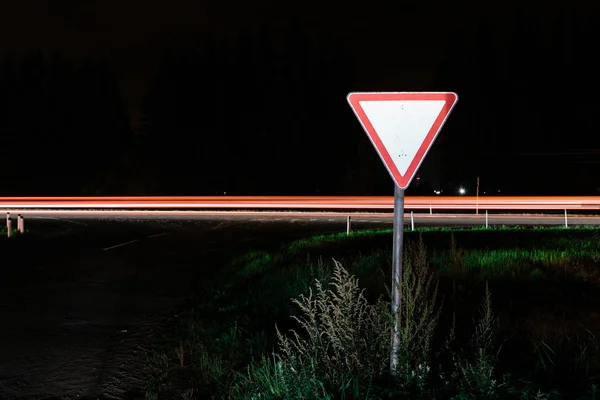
232;259;390;398
392;235;441;384
450;283;500;399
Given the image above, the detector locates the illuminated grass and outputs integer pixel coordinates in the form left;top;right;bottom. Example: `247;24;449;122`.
0;227;19;238
231;225;600;282
432;248;596;278
285;228;392;250
230;250;278;277
286;225;600;250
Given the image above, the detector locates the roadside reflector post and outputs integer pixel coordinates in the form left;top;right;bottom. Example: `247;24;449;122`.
6;212;10;226
476;176;480;215
346;216;352;235
485;210;489;229
18;215;24;234
7;217;12;238
430;204;432;215
411;211;415;231
565;209;568;228
346;91;458;377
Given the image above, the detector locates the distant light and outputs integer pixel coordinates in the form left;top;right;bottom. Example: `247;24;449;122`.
434;190;441;195
458;187;466;195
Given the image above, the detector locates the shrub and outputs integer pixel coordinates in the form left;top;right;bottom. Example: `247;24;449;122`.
232;259;390;398
451;282;501;399
391;234;442;386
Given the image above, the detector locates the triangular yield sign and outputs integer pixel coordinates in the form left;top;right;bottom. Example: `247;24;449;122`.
347;92;458;189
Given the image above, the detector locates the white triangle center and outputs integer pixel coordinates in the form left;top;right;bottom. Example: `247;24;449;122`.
359;100;446;176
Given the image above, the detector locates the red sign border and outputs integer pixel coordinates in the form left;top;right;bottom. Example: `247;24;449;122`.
347;92;458;189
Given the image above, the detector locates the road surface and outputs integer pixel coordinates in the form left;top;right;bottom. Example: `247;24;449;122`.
0;217;367;400
1;210;599;228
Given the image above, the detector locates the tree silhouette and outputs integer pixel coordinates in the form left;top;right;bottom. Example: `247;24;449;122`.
142;22;356;195
0;52;132;195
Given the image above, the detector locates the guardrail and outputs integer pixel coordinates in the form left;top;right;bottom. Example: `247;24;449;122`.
1;196;600;211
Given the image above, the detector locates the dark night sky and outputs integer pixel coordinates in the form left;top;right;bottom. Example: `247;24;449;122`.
1;0;600;196
4;0;592;115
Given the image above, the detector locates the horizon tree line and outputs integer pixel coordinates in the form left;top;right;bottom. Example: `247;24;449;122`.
0;15;596;196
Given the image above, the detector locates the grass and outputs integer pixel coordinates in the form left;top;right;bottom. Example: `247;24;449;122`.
141;226;600;399
0;226;23;238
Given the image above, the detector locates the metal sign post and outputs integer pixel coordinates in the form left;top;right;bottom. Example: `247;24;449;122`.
390;185;404;374
346;92;458;377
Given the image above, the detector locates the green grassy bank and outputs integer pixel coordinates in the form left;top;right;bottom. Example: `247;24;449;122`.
143;226;600;399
